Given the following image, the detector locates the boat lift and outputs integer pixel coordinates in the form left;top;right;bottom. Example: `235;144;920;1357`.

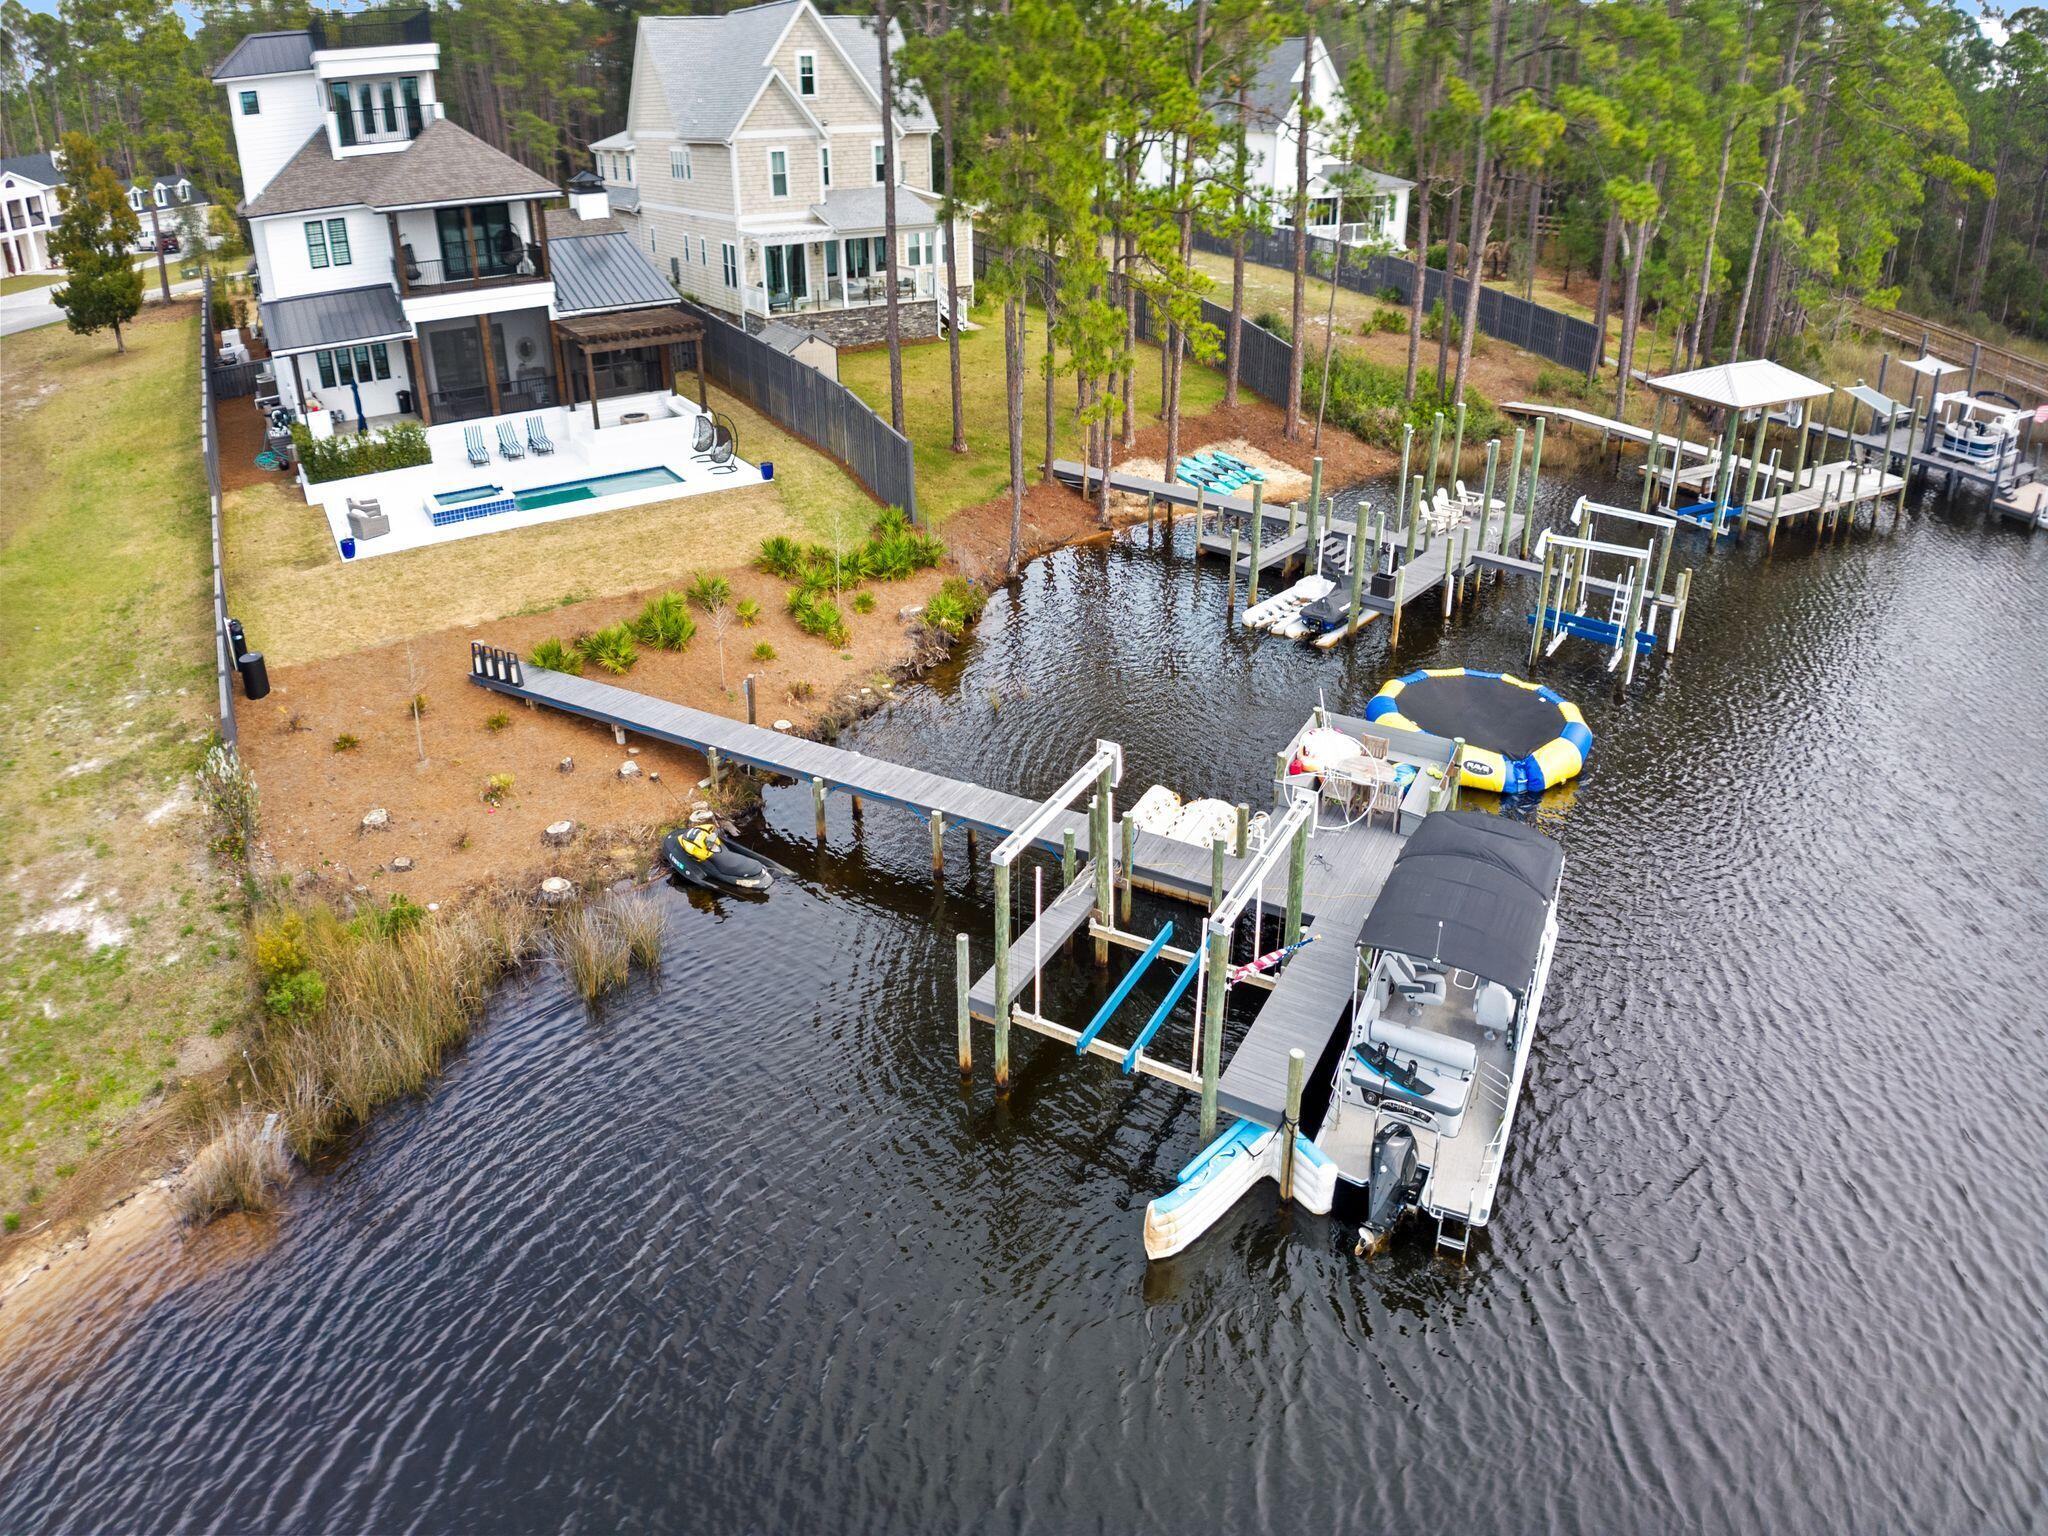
966;738;1320;1135
1525;496;1684;685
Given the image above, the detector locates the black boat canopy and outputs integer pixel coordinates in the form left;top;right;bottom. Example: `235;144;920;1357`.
1357;811;1564;991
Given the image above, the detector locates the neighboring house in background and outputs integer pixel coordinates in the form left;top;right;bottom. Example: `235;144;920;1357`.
1137;36;1411;251
124;174;215;251
597;0;973;346
1;153;63;276
211;7;695;431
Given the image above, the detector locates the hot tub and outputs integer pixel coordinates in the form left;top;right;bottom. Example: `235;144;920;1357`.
425;483;517;526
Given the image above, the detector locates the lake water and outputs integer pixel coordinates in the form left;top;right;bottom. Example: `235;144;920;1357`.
5;459;2045;1534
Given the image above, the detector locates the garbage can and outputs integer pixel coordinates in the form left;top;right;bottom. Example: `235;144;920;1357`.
236;651;271;701
396;388;414;415
227;617;247;657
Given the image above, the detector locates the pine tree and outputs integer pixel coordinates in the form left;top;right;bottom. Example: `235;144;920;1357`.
49;131;143;352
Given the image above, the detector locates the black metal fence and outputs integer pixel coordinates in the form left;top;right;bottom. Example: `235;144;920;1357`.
1195;227;1602;374
680;300;919;520
199;283;237;747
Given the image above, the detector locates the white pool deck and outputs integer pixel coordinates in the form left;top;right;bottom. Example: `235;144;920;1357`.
307;392;760;561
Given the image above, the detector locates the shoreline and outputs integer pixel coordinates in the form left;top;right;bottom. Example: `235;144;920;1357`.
0;395;1393;1335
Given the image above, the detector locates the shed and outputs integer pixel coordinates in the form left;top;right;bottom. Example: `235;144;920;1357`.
757;320;838;382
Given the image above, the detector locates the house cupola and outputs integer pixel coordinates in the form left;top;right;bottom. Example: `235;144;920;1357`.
567;169;608;222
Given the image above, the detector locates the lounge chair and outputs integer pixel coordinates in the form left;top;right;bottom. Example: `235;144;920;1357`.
525;415;555;455
707;433;741;476
496;421;526;460
463;425;490;467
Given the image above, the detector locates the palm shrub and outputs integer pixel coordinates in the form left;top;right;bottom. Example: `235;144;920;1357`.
577;623;639;674
630;591;695;651
755;535;805;579
922;577;988;637
788;589;849;646
684;572;732;611
736;598;761;627
529;636;583;674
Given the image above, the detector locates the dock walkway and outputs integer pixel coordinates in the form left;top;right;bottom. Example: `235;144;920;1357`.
470;650;1420;1129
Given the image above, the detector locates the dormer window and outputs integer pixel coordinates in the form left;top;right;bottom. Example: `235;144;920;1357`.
797;53;816;96
128;188;142;211
154;184;167;208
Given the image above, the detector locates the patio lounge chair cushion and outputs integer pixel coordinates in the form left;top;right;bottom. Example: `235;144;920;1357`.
496;422;526;459
526;416;554;454
463;425;489;466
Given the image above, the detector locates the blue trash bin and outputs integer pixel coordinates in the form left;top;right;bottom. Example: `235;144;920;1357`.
760;460;775;481
340;536;357;560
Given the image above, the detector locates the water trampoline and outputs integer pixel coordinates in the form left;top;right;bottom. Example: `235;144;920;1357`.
1365;668;1591;794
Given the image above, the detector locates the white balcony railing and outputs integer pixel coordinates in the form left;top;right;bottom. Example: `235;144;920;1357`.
747;263;951;317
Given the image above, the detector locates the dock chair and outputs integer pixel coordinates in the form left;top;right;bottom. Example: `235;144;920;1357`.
496;421;526;460
525;415;555;455
463;425;490;467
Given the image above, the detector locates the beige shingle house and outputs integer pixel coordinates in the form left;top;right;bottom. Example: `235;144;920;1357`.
595;0;971;344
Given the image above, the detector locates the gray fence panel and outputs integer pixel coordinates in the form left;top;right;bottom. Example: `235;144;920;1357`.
681;299;917;519
1192;227;1599;375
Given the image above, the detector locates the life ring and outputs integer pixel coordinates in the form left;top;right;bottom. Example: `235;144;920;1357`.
1364;667;1591;795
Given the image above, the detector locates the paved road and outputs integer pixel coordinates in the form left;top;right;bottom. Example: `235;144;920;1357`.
2;273;212;338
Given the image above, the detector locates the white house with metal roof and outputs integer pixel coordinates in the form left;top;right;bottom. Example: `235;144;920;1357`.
212;6;705;431
598;0;971;344
210;7;758;562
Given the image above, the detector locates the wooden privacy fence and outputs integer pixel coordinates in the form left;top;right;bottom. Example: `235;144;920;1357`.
679;300;918;521
1195;227;1603;375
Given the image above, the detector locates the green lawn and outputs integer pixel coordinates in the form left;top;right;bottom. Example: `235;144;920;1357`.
0;304;246;1222
838;302;1226;522
0;270;64;296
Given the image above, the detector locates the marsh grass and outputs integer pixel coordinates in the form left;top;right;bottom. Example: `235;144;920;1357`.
249;900;540;1160
551;893;664;1001
175;1109;290;1222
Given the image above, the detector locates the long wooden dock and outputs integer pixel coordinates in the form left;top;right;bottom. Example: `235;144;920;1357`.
469;648;1438;1128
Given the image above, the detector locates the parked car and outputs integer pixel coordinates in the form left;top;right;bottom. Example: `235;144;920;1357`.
156;234;181;255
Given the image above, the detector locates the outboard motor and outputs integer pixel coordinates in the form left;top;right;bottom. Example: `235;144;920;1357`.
1356;1123;1420;1255
1297;592;1345;635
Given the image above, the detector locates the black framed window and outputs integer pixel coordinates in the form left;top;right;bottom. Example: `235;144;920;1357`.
240;90;259;115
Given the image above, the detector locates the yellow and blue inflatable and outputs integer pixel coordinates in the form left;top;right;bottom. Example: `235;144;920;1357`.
1365;668;1591;794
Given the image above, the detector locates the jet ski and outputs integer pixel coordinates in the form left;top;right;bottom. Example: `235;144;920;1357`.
663;824;773;893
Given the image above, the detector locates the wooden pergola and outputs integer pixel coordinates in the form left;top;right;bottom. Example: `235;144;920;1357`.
551;308;707;429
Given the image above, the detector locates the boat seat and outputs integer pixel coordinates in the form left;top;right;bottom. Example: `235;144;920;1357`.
1347;1021;1473;1133
1385;952;1447;1008
1475;981;1515;1039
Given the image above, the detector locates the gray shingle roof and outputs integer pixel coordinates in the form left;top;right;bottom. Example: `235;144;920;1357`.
636;2;934;143
549;229;677;315
819;14;937;132
242;119;557;218
808;186;937;233
212;30;316;82
0;153;61;188
260;284;410;355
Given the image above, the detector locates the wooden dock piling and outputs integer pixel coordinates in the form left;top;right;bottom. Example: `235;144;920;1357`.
1199;927;1228;1138
1284;819;1308;945
1062;826;1076;885
1503;428;1526;551
993;862;1012;1088
1248;482;1263;598
743;674;756;725
1305;457;1323;567
707;745;722;789
1120;818;1135;924
1209;838;1225;911
1278;1048;1307;1200
956;932;972;1073
931;810;945;873
1390;566;1406;649
1227;527;1240;612
1426;411;1445;495
1449;401;1468;489
812;775;827;839
1234;803;1250;858
1522;418;1546;557
1476;439;1500;567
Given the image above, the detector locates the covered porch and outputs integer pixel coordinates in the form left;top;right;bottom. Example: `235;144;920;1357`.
552;308;707;430
743;187;963;319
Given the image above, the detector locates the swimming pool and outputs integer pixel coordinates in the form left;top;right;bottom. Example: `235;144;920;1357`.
513;466;683;511
422;468;684;527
